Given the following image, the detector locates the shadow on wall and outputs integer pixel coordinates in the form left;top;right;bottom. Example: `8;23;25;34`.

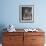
0;24;7;43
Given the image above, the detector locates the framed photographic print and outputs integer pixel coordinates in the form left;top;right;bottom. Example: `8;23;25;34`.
19;5;34;23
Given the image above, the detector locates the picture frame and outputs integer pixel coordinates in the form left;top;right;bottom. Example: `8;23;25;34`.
19;5;34;23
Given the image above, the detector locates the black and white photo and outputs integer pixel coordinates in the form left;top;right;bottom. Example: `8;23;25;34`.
19;5;34;23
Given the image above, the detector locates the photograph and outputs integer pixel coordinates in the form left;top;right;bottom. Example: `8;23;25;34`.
19;5;34;23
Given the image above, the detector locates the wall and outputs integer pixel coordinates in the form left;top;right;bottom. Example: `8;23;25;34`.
0;0;46;29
